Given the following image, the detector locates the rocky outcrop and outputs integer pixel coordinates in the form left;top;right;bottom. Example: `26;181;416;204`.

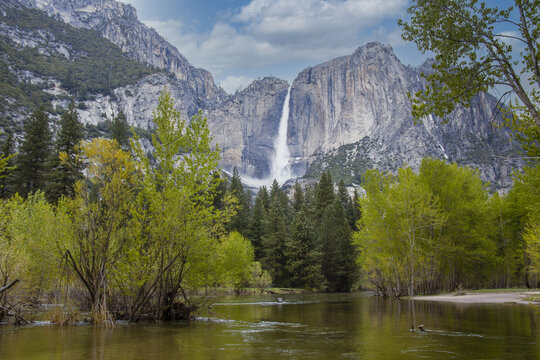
72;73;202;129
206;77;289;178
0;1;523;189
288;42;521;188
20;0;225;103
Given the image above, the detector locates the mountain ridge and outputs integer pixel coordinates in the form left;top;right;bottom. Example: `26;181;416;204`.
0;0;523;190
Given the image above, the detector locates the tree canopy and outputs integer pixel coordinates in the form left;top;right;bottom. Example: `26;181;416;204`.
399;0;539;128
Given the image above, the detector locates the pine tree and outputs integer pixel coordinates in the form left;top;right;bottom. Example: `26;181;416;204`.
262;180;291;286
227;167;251;235
351;188;362;230
292;180;304;213
269;179;292;226
212;172;228;210
14;107;53;197
286;206;323;288
111;110;131;149
48;102;84;202
337;179;357;230
320;198;358;292
258;185;270;210
0;131;16;199
248;191;267;260
315;171;335;222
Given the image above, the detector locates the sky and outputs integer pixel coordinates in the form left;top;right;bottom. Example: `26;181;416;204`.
119;0;515;94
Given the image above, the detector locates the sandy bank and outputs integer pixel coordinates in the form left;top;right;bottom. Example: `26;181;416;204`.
413;291;540;304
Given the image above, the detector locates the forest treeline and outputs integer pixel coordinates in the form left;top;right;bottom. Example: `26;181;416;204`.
0;89;539;325
225;158;540;298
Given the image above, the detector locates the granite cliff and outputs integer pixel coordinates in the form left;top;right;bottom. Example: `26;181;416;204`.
286;43;521;188
0;0;522;189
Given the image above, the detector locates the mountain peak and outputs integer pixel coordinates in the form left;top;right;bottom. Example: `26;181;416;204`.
351;42;398;62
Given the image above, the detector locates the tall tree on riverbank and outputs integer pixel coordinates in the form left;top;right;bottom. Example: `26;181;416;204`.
320;197;358;292
14;107;52;198
0;131;16;199
262;180;290;286
48;102;84;203
286;205;322;288
127;91;227;321
227;167;251;235
59;138;139;324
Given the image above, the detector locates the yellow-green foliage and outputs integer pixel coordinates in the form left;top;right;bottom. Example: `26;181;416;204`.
355;158;497;297
0;196;24;299
514;164;540;283
216;232;255;289
124;89;230;320
9;192;61;300
58;138;140;323
356;167;446;297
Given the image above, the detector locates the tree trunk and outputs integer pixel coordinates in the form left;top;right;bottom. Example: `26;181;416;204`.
0;279;19;294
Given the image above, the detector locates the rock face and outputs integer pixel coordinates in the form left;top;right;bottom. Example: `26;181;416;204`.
0;1;523;189
206;78;289;178
76;73;203;129
20;0;225;103
288;42;521;188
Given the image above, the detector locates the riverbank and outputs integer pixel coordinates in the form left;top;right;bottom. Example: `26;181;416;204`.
413;290;540;304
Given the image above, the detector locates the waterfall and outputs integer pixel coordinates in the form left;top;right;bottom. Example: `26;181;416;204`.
242;85;293;188
270;85;292;184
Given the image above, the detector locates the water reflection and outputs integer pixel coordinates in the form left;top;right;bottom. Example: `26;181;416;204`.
1;293;539;359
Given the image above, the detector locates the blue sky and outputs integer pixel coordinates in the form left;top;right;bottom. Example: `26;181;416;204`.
120;0;516;94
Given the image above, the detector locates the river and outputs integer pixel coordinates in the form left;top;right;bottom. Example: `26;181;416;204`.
1;292;538;359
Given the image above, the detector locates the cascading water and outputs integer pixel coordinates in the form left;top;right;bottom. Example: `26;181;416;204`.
270;85;292;184
242;85;293;187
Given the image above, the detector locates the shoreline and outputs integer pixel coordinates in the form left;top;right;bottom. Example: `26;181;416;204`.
413;290;540;304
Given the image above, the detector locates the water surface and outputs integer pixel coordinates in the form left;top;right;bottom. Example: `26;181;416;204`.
1;292;538;359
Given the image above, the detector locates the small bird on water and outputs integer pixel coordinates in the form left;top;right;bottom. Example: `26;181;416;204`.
410;324;425;332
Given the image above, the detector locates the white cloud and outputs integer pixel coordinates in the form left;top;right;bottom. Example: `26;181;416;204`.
141;0;409;81
235;0;406;43
219;75;255;93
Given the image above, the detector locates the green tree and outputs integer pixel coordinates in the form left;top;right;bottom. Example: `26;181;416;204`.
285;206;323;288
512;164;540;286
262;180;290;286
247;189;267;260
487;192;526;287
48;102;84;203
58;138;139;324
216;231;256;290
351;188;362;230
315;171;335;222
419;158;495;289
356;167;446;297
0;131;16;199
212;172;228;210
227;167;251;235
292;180;304;213
111;111;131;149
127;90;226;321
320;198;358;292
337;179;357;229
14;107;53;197
399;0;539;127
